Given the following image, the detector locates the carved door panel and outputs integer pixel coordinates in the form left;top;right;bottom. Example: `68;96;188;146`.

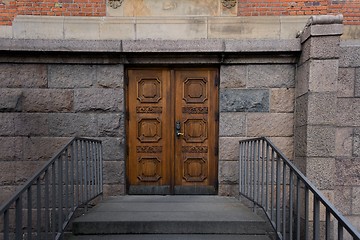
126;68;218;195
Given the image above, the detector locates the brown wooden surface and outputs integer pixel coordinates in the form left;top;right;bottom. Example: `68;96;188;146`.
127;68;218;194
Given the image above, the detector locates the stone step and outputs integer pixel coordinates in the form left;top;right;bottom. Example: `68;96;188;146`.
72;196;273;236
67;234;272;240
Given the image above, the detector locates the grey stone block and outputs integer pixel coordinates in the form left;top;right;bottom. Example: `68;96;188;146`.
218;184;239;197
219;137;246;161
103;161;125;185
100;137;125;161
98;113;124;137
295;93;308;127
74;88;124;112
219;113;246;137
352;187;360;215
0;64;47;88
336;158;360;186
354;129;360;157
22;137;70;161
334;186;352;216
0;114;15;136
339;46;360;68
48;65;96;88
270;88;294;113
48;113;97;137
308;59;338;93
0;161;16;185
247;113;293;137
220;65;247;89
247;64;295;88
355;68;360;97
307;92;337;125
23;89;73;113
14;161;47;185
0;137;23;161
338;67;355;97
0;186;16;205
268;137;294;159
295;60;310;98
224;39;301;52
0;89;23;112
336;128;353;157
300;36;340;64
219;161;239;184
301;24;343;43
294;125;307;158
220;89;269;112
97;65;124;89
337;98;360;127
307;126;336;157
15;113;49;136
103;184;125;197
306;157;335;190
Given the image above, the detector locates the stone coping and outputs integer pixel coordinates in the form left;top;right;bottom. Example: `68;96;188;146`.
0;38;301;53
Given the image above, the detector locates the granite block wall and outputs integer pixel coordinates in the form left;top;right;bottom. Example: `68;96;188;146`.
335;42;360;231
218;64;295;196
0;63;126;204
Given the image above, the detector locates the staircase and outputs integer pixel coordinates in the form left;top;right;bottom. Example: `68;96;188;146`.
67;195;274;240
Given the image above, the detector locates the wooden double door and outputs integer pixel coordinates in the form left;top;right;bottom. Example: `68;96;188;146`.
126;68;219;194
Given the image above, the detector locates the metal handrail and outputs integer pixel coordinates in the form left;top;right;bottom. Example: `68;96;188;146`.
0;137;103;240
239;137;360;240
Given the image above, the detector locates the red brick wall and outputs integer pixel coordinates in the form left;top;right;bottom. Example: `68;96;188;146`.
238;0;360;25
0;0;106;25
0;0;358;26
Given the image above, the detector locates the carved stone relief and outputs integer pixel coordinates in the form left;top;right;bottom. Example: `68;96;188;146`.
221;0;237;9
108;0;124;9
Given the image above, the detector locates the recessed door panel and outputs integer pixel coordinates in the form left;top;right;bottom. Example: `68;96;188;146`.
127;68;218;195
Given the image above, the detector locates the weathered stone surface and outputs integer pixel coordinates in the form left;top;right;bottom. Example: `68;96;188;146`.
48;65;96;88
300;36;340;64
295;60;310;98
100;18;136;40
247;64;295;88
0;186;16;205
100;137;125;161
308;59;338;93
103;161;125;185
307;92;337;125
14;161;47;185
295;93;308;127
220;89;269;112
0;114;15;136
339;46;360;68
307;126;336;157
97;65;124;89
22;137;70;161
270;88;294;113
98;113;124;137
0;137;23;161
334;186;352;216
0;89;23;112
294;125;307;158
306;157;335;190
335;158;360;186
219;137;246;161
219;112;246;137
0;161;15;185
64;17;101;40
0;64;47;88
356;68;360;97
74;89;124;112
337;98;360;127
336;128;353;157
337;68;355;97
23;89;73;112
247;113;294;137
218;184;238;197
352;187;360;215
220;65;246;88
269;137;294;159
15;113;49;136
219;161;239;184
354;129;360;157
103;184;125;197
48;113;97;137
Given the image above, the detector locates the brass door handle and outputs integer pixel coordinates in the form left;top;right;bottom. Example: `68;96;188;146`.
175;121;184;137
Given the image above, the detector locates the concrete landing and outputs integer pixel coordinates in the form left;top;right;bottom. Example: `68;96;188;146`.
71;195;273;238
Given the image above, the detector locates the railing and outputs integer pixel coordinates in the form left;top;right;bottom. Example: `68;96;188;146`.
0;137;103;240
239;137;360;240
